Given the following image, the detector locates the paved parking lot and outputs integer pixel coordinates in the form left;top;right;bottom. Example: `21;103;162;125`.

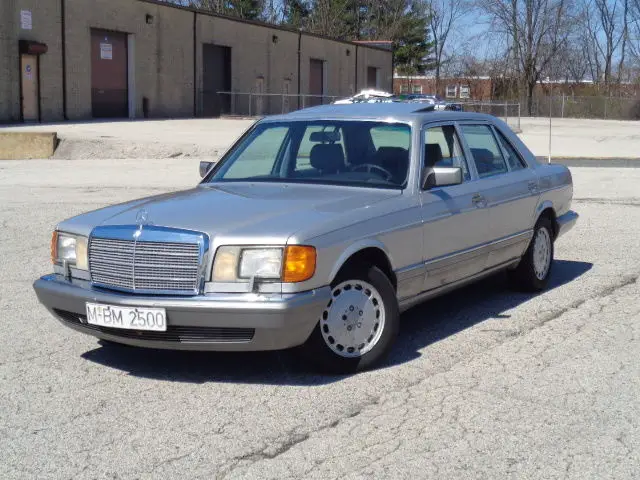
1;157;639;479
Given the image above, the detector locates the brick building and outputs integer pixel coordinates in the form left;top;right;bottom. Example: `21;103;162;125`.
0;0;392;123
394;75;494;101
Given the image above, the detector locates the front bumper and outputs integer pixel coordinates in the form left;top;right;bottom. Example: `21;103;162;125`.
33;274;331;351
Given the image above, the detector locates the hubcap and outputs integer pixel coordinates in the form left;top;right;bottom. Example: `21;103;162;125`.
320;280;385;358
532;227;552;280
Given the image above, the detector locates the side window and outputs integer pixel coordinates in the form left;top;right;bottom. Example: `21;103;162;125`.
296;125;345;172
460;124;508;178
424;125;470;182
495;129;526;171
222;126;289;179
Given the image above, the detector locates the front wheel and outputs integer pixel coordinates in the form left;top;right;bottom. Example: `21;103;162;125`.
509;217;554;292
299;265;399;373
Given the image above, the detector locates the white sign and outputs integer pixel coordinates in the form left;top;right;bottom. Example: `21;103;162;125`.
20;10;32;30
100;43;112;60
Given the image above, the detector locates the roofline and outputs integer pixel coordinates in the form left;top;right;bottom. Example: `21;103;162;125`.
137;0;393;53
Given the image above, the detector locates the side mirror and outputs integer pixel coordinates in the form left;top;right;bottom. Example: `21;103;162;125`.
199;160;216;178
423;166;463;189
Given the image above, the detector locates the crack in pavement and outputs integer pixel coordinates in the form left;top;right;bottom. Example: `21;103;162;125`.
574;197;640;207
218;273;640;477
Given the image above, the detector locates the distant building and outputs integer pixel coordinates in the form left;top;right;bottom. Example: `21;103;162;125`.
0;0;392;123
394;74;640;101
394;75;494;101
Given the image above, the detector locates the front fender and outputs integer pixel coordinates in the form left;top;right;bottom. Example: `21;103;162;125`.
329;239;394;282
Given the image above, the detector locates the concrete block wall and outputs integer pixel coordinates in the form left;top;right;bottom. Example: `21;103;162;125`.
300;35;357;102
357;46;393;92
0;0;392;123
1;0;64;122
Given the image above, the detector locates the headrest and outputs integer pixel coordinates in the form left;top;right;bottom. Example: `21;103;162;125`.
425;143;443;167
310;144;345;173
374;147;409;168
471;148;494;163
471;148;495;174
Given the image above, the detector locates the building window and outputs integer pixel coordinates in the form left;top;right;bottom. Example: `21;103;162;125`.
412;84;423;94
459;85;470;99
446;85;457;98
400;84;409;94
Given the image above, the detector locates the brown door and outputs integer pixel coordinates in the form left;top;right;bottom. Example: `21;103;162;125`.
91;29;128;118
367;67;378;89
309;59;324;106
21;55;39;122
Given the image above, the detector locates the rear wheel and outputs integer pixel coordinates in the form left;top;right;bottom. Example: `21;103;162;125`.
299;264;399;373
509;217;554;292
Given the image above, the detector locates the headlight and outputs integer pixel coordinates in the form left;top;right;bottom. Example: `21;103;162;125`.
51;231;88;270
239;248;283;279
212;245;316;283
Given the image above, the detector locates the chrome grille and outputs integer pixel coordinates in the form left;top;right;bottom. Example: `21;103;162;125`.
88;227;205;295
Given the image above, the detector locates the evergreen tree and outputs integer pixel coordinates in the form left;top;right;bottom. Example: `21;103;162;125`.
283;0;312;28
392;2;434;77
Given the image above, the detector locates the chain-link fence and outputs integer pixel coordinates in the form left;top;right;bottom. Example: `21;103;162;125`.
199;91;523;131
524;95;640;120
206;92;341;117
458;101;522;131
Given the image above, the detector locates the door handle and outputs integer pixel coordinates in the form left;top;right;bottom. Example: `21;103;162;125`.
528;181;539;194
472;193;487;208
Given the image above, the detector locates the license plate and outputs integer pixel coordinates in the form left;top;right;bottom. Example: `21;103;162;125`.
86;303;167;332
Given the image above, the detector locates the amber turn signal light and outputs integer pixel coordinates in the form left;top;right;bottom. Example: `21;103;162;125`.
283;246;316;283
50;231;58;264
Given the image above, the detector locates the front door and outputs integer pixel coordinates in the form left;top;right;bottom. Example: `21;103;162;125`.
420;123;490;291
20;54;39;122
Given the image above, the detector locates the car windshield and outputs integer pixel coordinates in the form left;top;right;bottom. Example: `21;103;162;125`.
205;120;412;189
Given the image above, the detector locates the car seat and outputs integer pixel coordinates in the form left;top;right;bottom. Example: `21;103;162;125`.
309;144;345;175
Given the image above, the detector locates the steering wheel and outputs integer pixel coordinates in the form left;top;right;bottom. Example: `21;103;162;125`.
351;163;394;181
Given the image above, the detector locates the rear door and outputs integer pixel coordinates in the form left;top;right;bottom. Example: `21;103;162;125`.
458;123;539;267
420;123;490;291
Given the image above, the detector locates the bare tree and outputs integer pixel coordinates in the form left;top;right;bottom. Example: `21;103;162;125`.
580;0;628;87
629;0;640;60
423;0;467;88
478;0;575;114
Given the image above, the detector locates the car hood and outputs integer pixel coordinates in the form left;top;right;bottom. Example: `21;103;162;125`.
59;182;402;242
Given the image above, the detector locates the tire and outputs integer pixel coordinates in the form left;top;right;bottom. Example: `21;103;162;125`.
298;264;400;374
509;216;555;292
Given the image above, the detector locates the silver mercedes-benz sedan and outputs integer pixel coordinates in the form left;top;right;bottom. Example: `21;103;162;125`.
33;103;577;372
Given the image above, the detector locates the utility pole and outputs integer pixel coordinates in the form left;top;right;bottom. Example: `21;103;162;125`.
547;76;552;164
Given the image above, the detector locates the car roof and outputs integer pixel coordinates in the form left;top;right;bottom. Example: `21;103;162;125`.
264;103;495;124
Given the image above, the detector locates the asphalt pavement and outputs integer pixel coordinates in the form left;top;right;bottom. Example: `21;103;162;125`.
1;159;639;479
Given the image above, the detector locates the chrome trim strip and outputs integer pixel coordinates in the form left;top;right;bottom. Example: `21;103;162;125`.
393;230;532;278
423;230;532;270
399;259;520;312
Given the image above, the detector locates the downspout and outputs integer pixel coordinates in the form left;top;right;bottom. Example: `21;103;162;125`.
390;47;394;93
297;29;302;110
192;11;197;117
354;44;358;92
61;0;67;120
